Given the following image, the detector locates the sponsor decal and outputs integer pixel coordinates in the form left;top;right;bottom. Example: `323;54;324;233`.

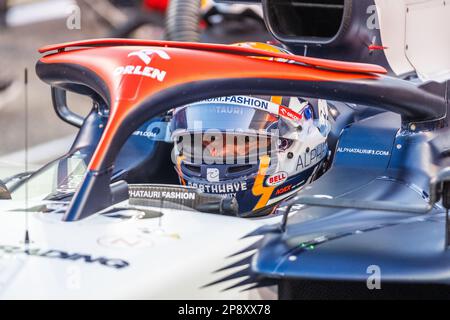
337;147;390;157
275;184;292;196
206;168;220;182
296;143;327;171
97;235;153;249
196;96;270;110
129;189;196;200
279;105;302;122
128;49;171;65
187;181;247;194
189;96;302;123
113;49;170;82
0;245;129;269
113;65;167;82
132;130;158;138
213;105;244;115
265;171;288;187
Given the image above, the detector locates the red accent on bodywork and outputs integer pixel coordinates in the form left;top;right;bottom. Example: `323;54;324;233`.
39;39;388;74
368;45;388;51
144;0;169;12
38;40;383;172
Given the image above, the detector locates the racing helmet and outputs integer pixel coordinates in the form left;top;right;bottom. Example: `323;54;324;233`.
170;44;331;217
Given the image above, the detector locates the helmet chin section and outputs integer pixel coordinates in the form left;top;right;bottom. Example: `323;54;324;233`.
176;149;327;217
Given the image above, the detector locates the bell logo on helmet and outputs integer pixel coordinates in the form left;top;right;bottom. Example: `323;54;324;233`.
266;172;288;187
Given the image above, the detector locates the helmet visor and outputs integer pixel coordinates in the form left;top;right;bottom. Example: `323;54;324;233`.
174;132;275;164
171;101;283;163
171;102;279;135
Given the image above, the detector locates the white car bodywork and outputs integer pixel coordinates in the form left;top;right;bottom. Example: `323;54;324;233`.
376;0;450;81
0;198;280;299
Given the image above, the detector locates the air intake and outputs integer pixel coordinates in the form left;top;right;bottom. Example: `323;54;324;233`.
264;0;348;43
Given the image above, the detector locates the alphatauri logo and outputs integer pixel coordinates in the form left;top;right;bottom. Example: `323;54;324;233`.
114;49;171;82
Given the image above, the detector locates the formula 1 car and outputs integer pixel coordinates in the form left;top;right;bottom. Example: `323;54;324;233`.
0;33;443;298
0;0;448;300
0;37;386;299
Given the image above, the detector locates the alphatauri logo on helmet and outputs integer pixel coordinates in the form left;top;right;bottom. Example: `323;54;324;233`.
296;143;328;171
114;49;170;82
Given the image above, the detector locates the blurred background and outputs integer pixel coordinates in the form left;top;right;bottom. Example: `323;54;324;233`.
0;0;271;175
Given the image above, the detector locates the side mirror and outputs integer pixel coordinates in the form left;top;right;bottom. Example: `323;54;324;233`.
0;180;11;200
51;87;87;128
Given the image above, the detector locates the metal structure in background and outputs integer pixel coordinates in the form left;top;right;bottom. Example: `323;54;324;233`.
77;0;166;38
165;0;201;42
0;0;6;27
